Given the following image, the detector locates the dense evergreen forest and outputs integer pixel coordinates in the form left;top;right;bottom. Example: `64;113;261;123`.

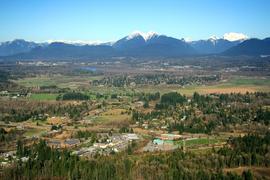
57;92;90;101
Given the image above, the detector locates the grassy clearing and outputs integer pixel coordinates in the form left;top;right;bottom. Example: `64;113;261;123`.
84;108;131;127
30;93;59;101
131;76;270;96
23;128;46;137
177;76;270;95
227;76;270;86
15;75;104;89
176;137;220;147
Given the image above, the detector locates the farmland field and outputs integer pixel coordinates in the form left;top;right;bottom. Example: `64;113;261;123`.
15;75;104;89
14;74;270;96
175;137;222;147
135;76;270;96
30;93;59;100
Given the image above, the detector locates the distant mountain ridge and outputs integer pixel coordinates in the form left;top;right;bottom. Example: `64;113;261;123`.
0;32;269;60
223;38;270;56
14;42;115;60
113;32;196;56
0;39;40;56
190;37;242;54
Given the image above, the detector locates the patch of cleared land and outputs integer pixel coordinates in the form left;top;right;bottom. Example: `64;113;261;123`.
30;93;59;101
175;137;221;147
15;75;103;89
15;75;270;96
84;108;130;126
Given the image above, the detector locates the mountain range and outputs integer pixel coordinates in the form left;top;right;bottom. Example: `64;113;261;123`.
0;39;41;56
0;32;269;60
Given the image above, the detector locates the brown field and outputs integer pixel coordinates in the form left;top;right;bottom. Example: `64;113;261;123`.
53;131;72;139
201;87;257;94
47;117;64;125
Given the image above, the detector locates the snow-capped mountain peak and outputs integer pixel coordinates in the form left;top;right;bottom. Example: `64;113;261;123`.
126;31;159;41
209;35;218;41
144;31;158;41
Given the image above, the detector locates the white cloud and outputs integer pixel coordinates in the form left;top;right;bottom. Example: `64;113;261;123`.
223;32;248;41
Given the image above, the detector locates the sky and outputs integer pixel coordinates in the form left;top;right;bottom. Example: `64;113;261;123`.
0;0;270;43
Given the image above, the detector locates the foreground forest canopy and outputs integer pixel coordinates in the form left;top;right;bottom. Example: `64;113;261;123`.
2;133;270;179
0;57;270;179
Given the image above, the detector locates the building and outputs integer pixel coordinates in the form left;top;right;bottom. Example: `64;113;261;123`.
159;134;182;140
64;139;80;148
153;139;164;145
123;133;139;141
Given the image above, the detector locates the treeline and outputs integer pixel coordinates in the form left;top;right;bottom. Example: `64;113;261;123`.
57;92;90;101
91;74;221;87
0;70;19;91
74;130;97;142
156;92;186;109
3;134;269;179
0;128;21;143
0;70;9;82
138;92;160;102
217;133;270;168
0;101;90;122
133;92;270;133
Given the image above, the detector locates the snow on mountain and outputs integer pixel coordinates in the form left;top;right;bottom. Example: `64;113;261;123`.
45;39;113;46
0;31;254;57
126;31;159;41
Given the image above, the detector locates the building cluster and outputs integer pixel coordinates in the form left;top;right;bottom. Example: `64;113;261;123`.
73;133;139;157
47;138;80;149
143;133;194;152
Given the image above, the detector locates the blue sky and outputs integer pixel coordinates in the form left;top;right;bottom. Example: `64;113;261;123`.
0;0;269;42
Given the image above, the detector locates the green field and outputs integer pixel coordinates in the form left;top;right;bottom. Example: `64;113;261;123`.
16;75;270;96
227;76;270;86
23;128;46;137
176;137;220;147
15;75;103;89
30;93;59;100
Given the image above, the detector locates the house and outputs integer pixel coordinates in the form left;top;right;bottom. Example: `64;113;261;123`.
93;143;108;149
135;101;144;107
64;139;80;148
16;125;24;130
159;134;182;140
123;133;139;141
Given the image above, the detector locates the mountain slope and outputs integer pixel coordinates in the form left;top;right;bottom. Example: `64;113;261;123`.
0;39;40;56
7;42;115;60
113;32;197;57
113;33;146;51
190;38;241;54
223;38;270;56
1;34;269;60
